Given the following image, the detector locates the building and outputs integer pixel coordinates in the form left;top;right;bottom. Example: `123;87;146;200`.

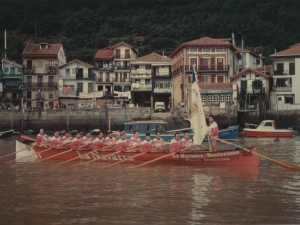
169;37;240;110
270;44;300;111
230;68;270;112
58;59;97;106
0;58;23;107
22;42;66;109
131;52;172;109
236;47;264;71
93;42;139;106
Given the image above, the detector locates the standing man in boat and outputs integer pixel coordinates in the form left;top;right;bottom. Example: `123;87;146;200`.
208;115;219;151
128;130;143;152
104;131;117;151
93;131;105;151
71;132;82;150
60;131;73;149
141;133;152;152
115;131;129;151
169;133;182;153
50;131;61;149
152;131;168;152
36;128;50;148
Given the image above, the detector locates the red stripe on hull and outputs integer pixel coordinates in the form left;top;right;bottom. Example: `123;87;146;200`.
244;130;293;137
29;147;260;167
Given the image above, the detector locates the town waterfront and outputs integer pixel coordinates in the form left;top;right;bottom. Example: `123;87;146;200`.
1;136;300;224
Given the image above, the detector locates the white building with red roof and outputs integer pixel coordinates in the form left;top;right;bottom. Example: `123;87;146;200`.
169;36;241;111
22;42;66;109
236;47;264;71
270;44;300;110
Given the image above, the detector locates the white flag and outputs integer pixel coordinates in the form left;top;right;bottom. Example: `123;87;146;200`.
190;81;207;145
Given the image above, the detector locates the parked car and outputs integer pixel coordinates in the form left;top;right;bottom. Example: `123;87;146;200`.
154;102;165;113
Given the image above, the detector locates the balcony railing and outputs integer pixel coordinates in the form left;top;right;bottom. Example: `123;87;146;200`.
185;65;230;71
35;94;46;100
131;69;151;74
4;85;21;90
114;54;131;59
76;73;95;80
113;65;130;70
240;88;266;95
23;65;33;71
153;87;172;93
272;86;292;92
152;73;171;78
96;77;114;83
132;84;152;91
59;90;77;97
131;73;151;78
23;82;58;88
46;64;58;72
114;78;131;82
2;73;22;78
274;70;295;76
95;64;113;70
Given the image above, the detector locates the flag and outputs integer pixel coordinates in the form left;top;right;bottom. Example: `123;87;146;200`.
190;69;207;145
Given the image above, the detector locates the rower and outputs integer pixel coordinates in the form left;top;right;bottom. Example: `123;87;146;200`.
60;130;73;149
50;131;61;149
36;128;50;148
115;131;129;152
103;131;117;151
93;131;105;150
169;133;181;153
141;133;152;152
71;132;82;150
81;131;94;150
128;130;142;152
180;131;194;152
152;131;168;152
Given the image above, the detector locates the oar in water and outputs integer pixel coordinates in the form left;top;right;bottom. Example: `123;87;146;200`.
28;149;74;165
0;147;32;160
97;147;161;170
211;136;300;171
128;146;193;169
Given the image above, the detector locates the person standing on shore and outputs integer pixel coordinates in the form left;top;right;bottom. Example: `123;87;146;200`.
207;115;219;151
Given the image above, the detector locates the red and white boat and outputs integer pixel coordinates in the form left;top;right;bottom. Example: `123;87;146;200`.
15;140;259;167
243;120;294;137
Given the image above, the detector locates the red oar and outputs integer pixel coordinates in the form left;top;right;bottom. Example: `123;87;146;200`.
28;149;73;165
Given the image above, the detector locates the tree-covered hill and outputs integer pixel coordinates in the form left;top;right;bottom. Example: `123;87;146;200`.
0;0;299;64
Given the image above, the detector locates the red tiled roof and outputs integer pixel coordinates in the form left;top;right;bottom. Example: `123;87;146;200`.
58;59;94;68
235;47;264;59
110;41;139;54
2;58;22;67
169;37;238;58
198;83;232;89
94;47;114;59
270;43;300;57
255;64;272;72
22;43;62;57
131;53;171;62
230;68;270;81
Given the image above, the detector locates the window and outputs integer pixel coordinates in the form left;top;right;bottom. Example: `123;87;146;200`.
10;67;15;74
27;91;32;99
256;59;260;65
4;67;9;73
77;83;83;94
17;68;22;73
49;91;53;99
203;76;211;83
213;95;219;104
49;76;54;86
189;47;197;52
145;79;150;85
88;83;93;93
72;68;76;74
226;95;232;102
242;74;246;78
217;76;224;83
285;96;293;104
207;95;213;104
289;63;295;75
264;122;273;126
278;97;282;101
277;63;284;72
216;48;223;52
203;48;210;52
66;69;70;77
220;95;225;103
255;75;259;78
134;65;139;70
201;95;206;104
203;58;210;69
145;65;151;70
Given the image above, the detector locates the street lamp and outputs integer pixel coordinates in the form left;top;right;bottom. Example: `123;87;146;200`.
38;89;41;118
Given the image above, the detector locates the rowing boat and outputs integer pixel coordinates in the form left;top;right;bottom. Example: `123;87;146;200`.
15;140;259;166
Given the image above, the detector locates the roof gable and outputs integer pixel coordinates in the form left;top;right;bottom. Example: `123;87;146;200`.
94;47;114;59
2;58;22;67
131;52;171;62
230;68;269;81
22;43;62;57
270;43;300;57
58;59;94;68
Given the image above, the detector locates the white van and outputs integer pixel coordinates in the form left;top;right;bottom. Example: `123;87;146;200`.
154;102;165;113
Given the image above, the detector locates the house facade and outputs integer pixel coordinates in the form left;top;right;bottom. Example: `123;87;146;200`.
230;68;270;112
131;53;172;109
236;47;264;71
58;59;97;106
0;58;23;107
270;44;300;111
169;37;240;110
22;42;66;109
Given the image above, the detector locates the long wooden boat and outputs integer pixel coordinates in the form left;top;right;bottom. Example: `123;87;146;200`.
115;120;239;141
0;129;14;138
244;120;294;137
15;140;259;166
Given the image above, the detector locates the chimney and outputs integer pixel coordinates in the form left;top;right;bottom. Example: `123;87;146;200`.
4;29;7;59
231;33;236;47
162;51;164;56
274;49;276;53
241;36;244;70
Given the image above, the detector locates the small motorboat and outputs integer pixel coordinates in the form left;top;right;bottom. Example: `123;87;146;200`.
13;131;21;135
244;120;294;137
90;129;101;135
23;130;35;135
69;130;78;135
0;129;14;138
44;131;53;135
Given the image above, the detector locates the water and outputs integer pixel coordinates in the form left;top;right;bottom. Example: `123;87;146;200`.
1;136;300;224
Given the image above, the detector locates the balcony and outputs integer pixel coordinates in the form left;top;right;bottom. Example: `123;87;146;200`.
103;92;114;97
23;65;34;73
185;65;230;72
76;73;95;80
96;77;114;83
132;83;152;91
131;72;151;78
274;70;295;76
152;73;171;79
272;86;292;92
172;66;184;76
23;82;58;88
35;94;46;100
114;78;131;83
240;88;266;95
59;74;74;79
113;65;130;70
3;85;21;91
46;64;58;73
153;87;172;93
2;73;22;78
59;90;77;97
114;54;131;59
95;64;113;71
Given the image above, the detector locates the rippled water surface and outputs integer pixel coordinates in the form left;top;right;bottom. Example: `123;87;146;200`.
1;136;300;224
